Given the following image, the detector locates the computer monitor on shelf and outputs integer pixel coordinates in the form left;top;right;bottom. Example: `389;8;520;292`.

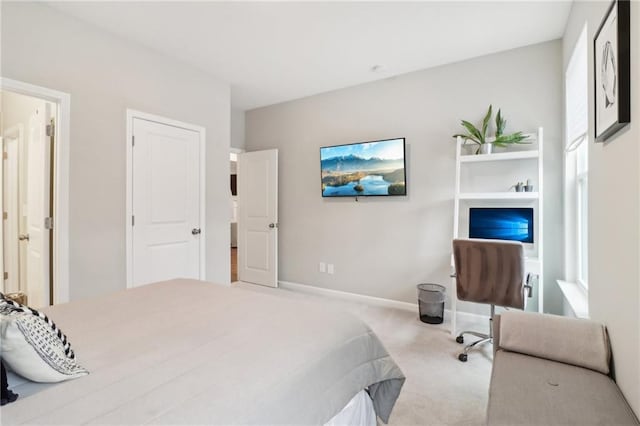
468;207;534;244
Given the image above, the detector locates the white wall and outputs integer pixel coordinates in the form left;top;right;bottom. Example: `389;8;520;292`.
1;3;231;300
2;91;45;131
231;108;246;149
564;1;640;416
246;40;563;314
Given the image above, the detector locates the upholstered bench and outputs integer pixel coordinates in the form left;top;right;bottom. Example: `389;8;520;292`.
487;311;639;425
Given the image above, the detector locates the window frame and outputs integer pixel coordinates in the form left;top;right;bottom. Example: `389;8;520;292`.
564;24;589;291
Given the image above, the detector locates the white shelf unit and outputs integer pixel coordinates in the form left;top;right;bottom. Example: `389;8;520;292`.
458;192;539;201
451;128;544;336
459;150;540;163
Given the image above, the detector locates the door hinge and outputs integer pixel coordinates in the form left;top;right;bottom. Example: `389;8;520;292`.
3;212;7;220
46;123;55;137
132;135;135;147
2;152;7;160
3;272;8;280
44;217;54;230
132;215;135;226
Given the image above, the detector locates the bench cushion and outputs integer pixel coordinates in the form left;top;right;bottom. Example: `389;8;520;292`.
487;350;638;425
499;311;610;374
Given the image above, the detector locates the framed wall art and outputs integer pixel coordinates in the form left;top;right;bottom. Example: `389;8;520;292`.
594;0;630;142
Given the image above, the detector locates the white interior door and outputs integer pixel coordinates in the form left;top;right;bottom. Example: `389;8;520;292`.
0;136;3;294
3;136;20;293
26;104;51;308
132;118;201;287
238;149;278;287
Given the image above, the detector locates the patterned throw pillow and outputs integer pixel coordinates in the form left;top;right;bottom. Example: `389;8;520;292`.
0;294;89;383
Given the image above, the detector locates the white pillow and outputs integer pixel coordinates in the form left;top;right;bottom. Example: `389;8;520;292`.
0;295;89;383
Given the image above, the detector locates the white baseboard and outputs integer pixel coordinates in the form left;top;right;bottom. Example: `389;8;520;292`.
278;280;488;322
279;280;417;311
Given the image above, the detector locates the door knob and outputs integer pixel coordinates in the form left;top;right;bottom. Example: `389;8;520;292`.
19;234;30;241
191;228;201;235
268;223;278;229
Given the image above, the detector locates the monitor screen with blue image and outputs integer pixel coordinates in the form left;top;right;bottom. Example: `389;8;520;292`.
469;207;534;243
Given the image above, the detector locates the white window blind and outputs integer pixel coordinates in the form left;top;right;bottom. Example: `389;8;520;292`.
565;26;588;152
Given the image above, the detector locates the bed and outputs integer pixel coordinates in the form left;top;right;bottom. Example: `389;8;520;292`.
2;279;405;425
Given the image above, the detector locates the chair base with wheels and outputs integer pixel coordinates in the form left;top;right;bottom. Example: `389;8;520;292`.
456;305;495;362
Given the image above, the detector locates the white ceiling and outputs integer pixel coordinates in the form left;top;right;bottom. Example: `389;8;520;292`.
48;1;572;111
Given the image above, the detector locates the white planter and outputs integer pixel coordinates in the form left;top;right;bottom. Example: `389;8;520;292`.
479;143;493;155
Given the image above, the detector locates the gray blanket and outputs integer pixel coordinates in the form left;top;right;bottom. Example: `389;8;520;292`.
2;279;404;425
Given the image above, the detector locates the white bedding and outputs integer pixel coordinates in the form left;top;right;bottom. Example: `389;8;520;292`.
325;390;376;426
2;279;404;425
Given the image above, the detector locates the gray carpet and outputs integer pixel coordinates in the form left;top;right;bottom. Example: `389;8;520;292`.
234;282;493;426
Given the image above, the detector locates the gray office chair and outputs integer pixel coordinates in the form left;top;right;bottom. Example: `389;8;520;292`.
452;238;533;362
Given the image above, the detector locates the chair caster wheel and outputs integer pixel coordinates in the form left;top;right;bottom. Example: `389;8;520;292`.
458;353;468;362
456;336;464;344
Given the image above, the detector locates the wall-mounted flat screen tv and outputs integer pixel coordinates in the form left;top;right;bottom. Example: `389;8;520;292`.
320;138;406;197
469;207;534;243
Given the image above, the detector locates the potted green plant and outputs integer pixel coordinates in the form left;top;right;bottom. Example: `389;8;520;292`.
453;105;529;154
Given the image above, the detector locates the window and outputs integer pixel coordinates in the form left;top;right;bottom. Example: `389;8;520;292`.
575;140;588;286
565;25;589;289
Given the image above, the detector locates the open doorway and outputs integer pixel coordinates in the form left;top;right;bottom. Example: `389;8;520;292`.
230;150;240;283
0;77;71;307
1;90;56;308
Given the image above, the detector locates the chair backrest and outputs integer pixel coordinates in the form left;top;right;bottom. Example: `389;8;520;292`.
452;238;525;309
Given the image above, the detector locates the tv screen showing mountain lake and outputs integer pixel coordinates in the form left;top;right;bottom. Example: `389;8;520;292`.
321;138;406;197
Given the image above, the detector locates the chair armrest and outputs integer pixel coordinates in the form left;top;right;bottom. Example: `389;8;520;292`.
492;314;501;357
498;311;610;375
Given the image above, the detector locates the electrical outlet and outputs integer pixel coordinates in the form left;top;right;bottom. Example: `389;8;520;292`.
319;262;326;273
327;264;334;274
